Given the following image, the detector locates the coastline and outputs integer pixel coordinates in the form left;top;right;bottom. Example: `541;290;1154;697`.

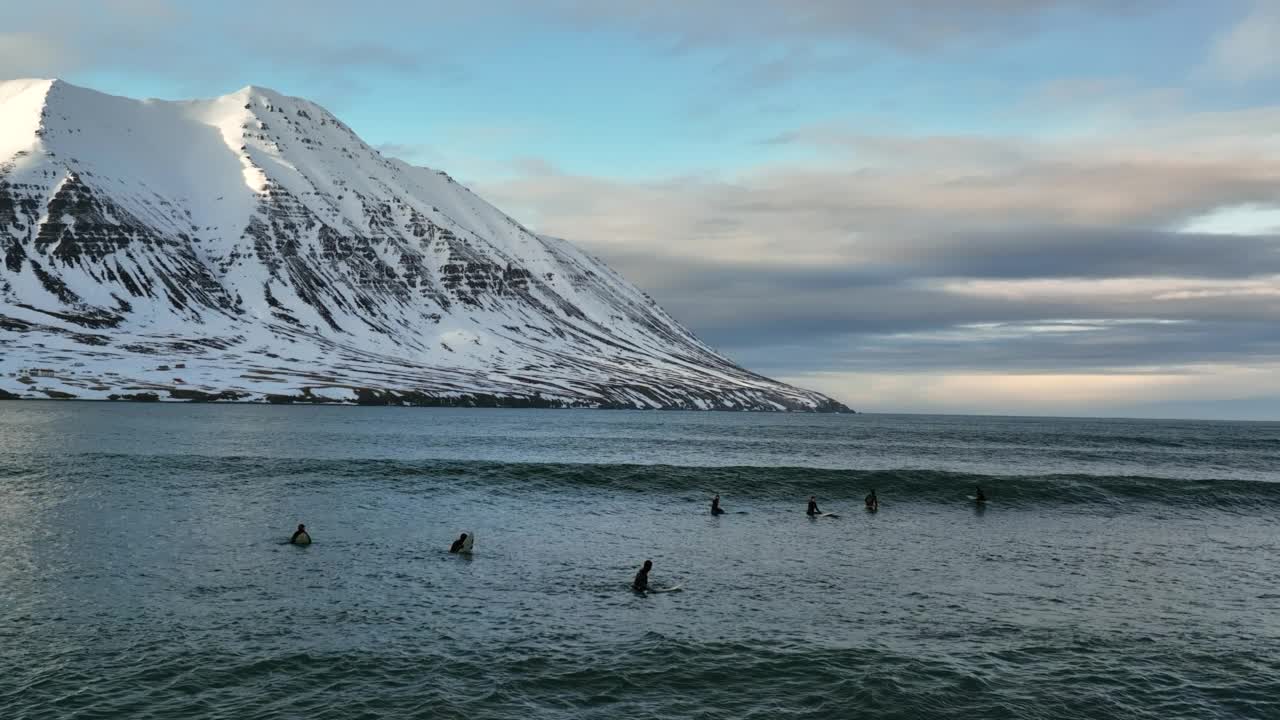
0;387;854;412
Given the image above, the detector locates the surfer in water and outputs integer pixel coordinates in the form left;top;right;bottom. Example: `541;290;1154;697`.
711;494;725;515
975;486;987;503
865;490;879;511
289;523;308;544
633;560;652;592
807;496;821;517
449;532;469;553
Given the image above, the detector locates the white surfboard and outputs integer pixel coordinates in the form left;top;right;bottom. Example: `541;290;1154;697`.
650;585;683;593
819;512;840;519
460;531;475;553
968;496;989;503
293;532;312;546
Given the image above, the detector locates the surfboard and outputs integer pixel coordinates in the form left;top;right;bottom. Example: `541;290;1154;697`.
460;531;475;553
967;496;989;503
650;585;683;593
819;512;840;519
293;532;312;546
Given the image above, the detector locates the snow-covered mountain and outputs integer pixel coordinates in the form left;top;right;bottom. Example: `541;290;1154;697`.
0;79;847;411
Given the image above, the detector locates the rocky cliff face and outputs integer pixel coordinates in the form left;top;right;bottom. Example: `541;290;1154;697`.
0;79;848;411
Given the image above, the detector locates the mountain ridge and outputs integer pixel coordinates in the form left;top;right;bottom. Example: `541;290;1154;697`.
0;79;850;411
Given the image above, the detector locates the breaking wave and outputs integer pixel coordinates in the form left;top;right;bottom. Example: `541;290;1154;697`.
7;452;1279;513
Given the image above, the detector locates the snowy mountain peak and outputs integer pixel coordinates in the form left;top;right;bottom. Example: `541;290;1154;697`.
0;81;848;411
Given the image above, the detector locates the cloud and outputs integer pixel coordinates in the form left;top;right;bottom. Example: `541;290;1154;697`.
0;1;199;94
1206;0;1280;83
0;0;448;101
567;237;1280;385
523;0;1160;99
376;143;437;162
486;111;1280;268
0;0;185;69
477;103;1280;411
894;229;1280;279
535;0;1155;49
0;0;1158;105
0;32;74;78
780;364;1280;418
0;0;182;78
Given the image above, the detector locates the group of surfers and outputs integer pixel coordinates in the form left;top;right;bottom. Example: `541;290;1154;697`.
709;485;985;518
637;485;990;592
289;487;990;595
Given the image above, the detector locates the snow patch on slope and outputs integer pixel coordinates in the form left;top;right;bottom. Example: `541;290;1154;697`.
0;79;54;161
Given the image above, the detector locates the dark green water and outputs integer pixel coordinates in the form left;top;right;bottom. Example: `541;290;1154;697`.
1;404;1278;719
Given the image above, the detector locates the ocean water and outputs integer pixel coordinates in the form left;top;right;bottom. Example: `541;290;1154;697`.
1;404;1278;720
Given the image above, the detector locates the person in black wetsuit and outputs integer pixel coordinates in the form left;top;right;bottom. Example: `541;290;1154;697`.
449;533;469;553
807;496;821;517
975;486;987;502
865;490;879;511
711;494;725;515
289;523;308;544
633;560;653;592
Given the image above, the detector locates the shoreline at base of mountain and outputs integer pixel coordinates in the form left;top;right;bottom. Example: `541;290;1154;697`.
0;387;855;412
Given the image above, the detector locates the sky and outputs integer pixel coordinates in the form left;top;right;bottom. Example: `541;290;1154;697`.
2;0;1279;419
